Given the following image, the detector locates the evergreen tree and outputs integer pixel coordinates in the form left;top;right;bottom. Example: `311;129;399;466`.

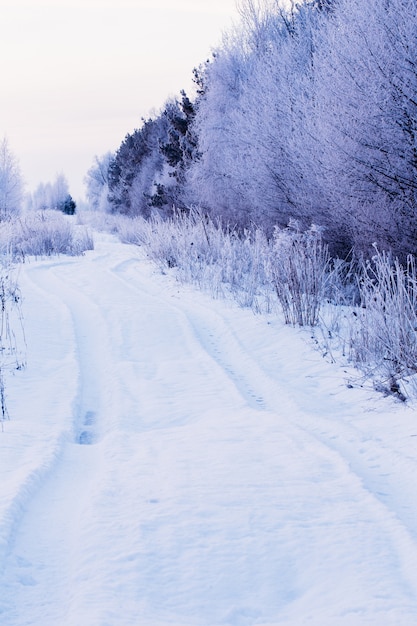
59;195;76;215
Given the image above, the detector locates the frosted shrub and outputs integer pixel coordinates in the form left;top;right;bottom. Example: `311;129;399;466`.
98;209;272;311
4;211;93;259
268;224;330;326
0;258;25;426
114;216;148;246
90;213;147;245
220;228;271;312
0;221;15;256
72;226;94;255
142;210;271;308
349;248;417;397
139;210;230;295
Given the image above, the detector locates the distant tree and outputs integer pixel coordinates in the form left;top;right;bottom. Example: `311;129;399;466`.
59;194;76;215
105;84;203;218
108;115;171;217
29;173;75;214
161;92;199;175
109;119;158;215
0;137;24;219
29;182;50;211
84;152;114;211
156;91;200;208
49;173;70;211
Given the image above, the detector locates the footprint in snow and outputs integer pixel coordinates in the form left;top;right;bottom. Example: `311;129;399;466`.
77;410;96;445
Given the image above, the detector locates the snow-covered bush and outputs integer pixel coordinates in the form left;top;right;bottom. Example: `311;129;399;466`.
92;211;333;321
268;224;331;326
0;211;93;259
0;258;25;426
141;209;273;308
89;209;272;311
349;248;417;398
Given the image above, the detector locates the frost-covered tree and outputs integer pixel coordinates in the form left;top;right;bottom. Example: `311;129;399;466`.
107;92;198;217
49;173;69;210
108;116;169;217
186;1;327;231
0;137;24;220
186;0;417;256
159;91;199;208
186;44;252;224
84;152;114;211
96;0;417;258
29;182;49;211
29;173;76;215
311;0;417;256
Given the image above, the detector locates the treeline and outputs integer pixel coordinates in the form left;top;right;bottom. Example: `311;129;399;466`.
85;0;417;259
0;137;77;218
27;173;76;215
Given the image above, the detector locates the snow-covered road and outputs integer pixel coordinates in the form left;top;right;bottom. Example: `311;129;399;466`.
1;234;417;625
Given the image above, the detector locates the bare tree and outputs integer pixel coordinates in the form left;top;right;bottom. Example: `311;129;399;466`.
0;137;24;220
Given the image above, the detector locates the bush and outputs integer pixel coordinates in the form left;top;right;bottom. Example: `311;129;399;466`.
268;224;331;326
0;257;25;426
86;208;273;310
349;248;417;398
0;210;93;259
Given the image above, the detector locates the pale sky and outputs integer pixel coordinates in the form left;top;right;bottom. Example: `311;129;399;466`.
1;0;240;201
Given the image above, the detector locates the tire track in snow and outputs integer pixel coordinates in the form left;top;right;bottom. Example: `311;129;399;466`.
0;256;118;623
111;257;269;412
191;315;417;605
173;294;417;601
0;249;151;623
2;238;417;624
1;243;283;624
27;263;114;445
0;262;79;584
112;253;417;605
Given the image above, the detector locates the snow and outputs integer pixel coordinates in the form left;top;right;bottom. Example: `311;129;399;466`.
0;232;417;625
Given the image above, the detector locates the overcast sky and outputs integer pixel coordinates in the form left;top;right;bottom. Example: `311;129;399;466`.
1;0;240;201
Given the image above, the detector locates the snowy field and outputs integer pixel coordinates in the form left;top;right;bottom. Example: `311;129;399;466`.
0;233;417;625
